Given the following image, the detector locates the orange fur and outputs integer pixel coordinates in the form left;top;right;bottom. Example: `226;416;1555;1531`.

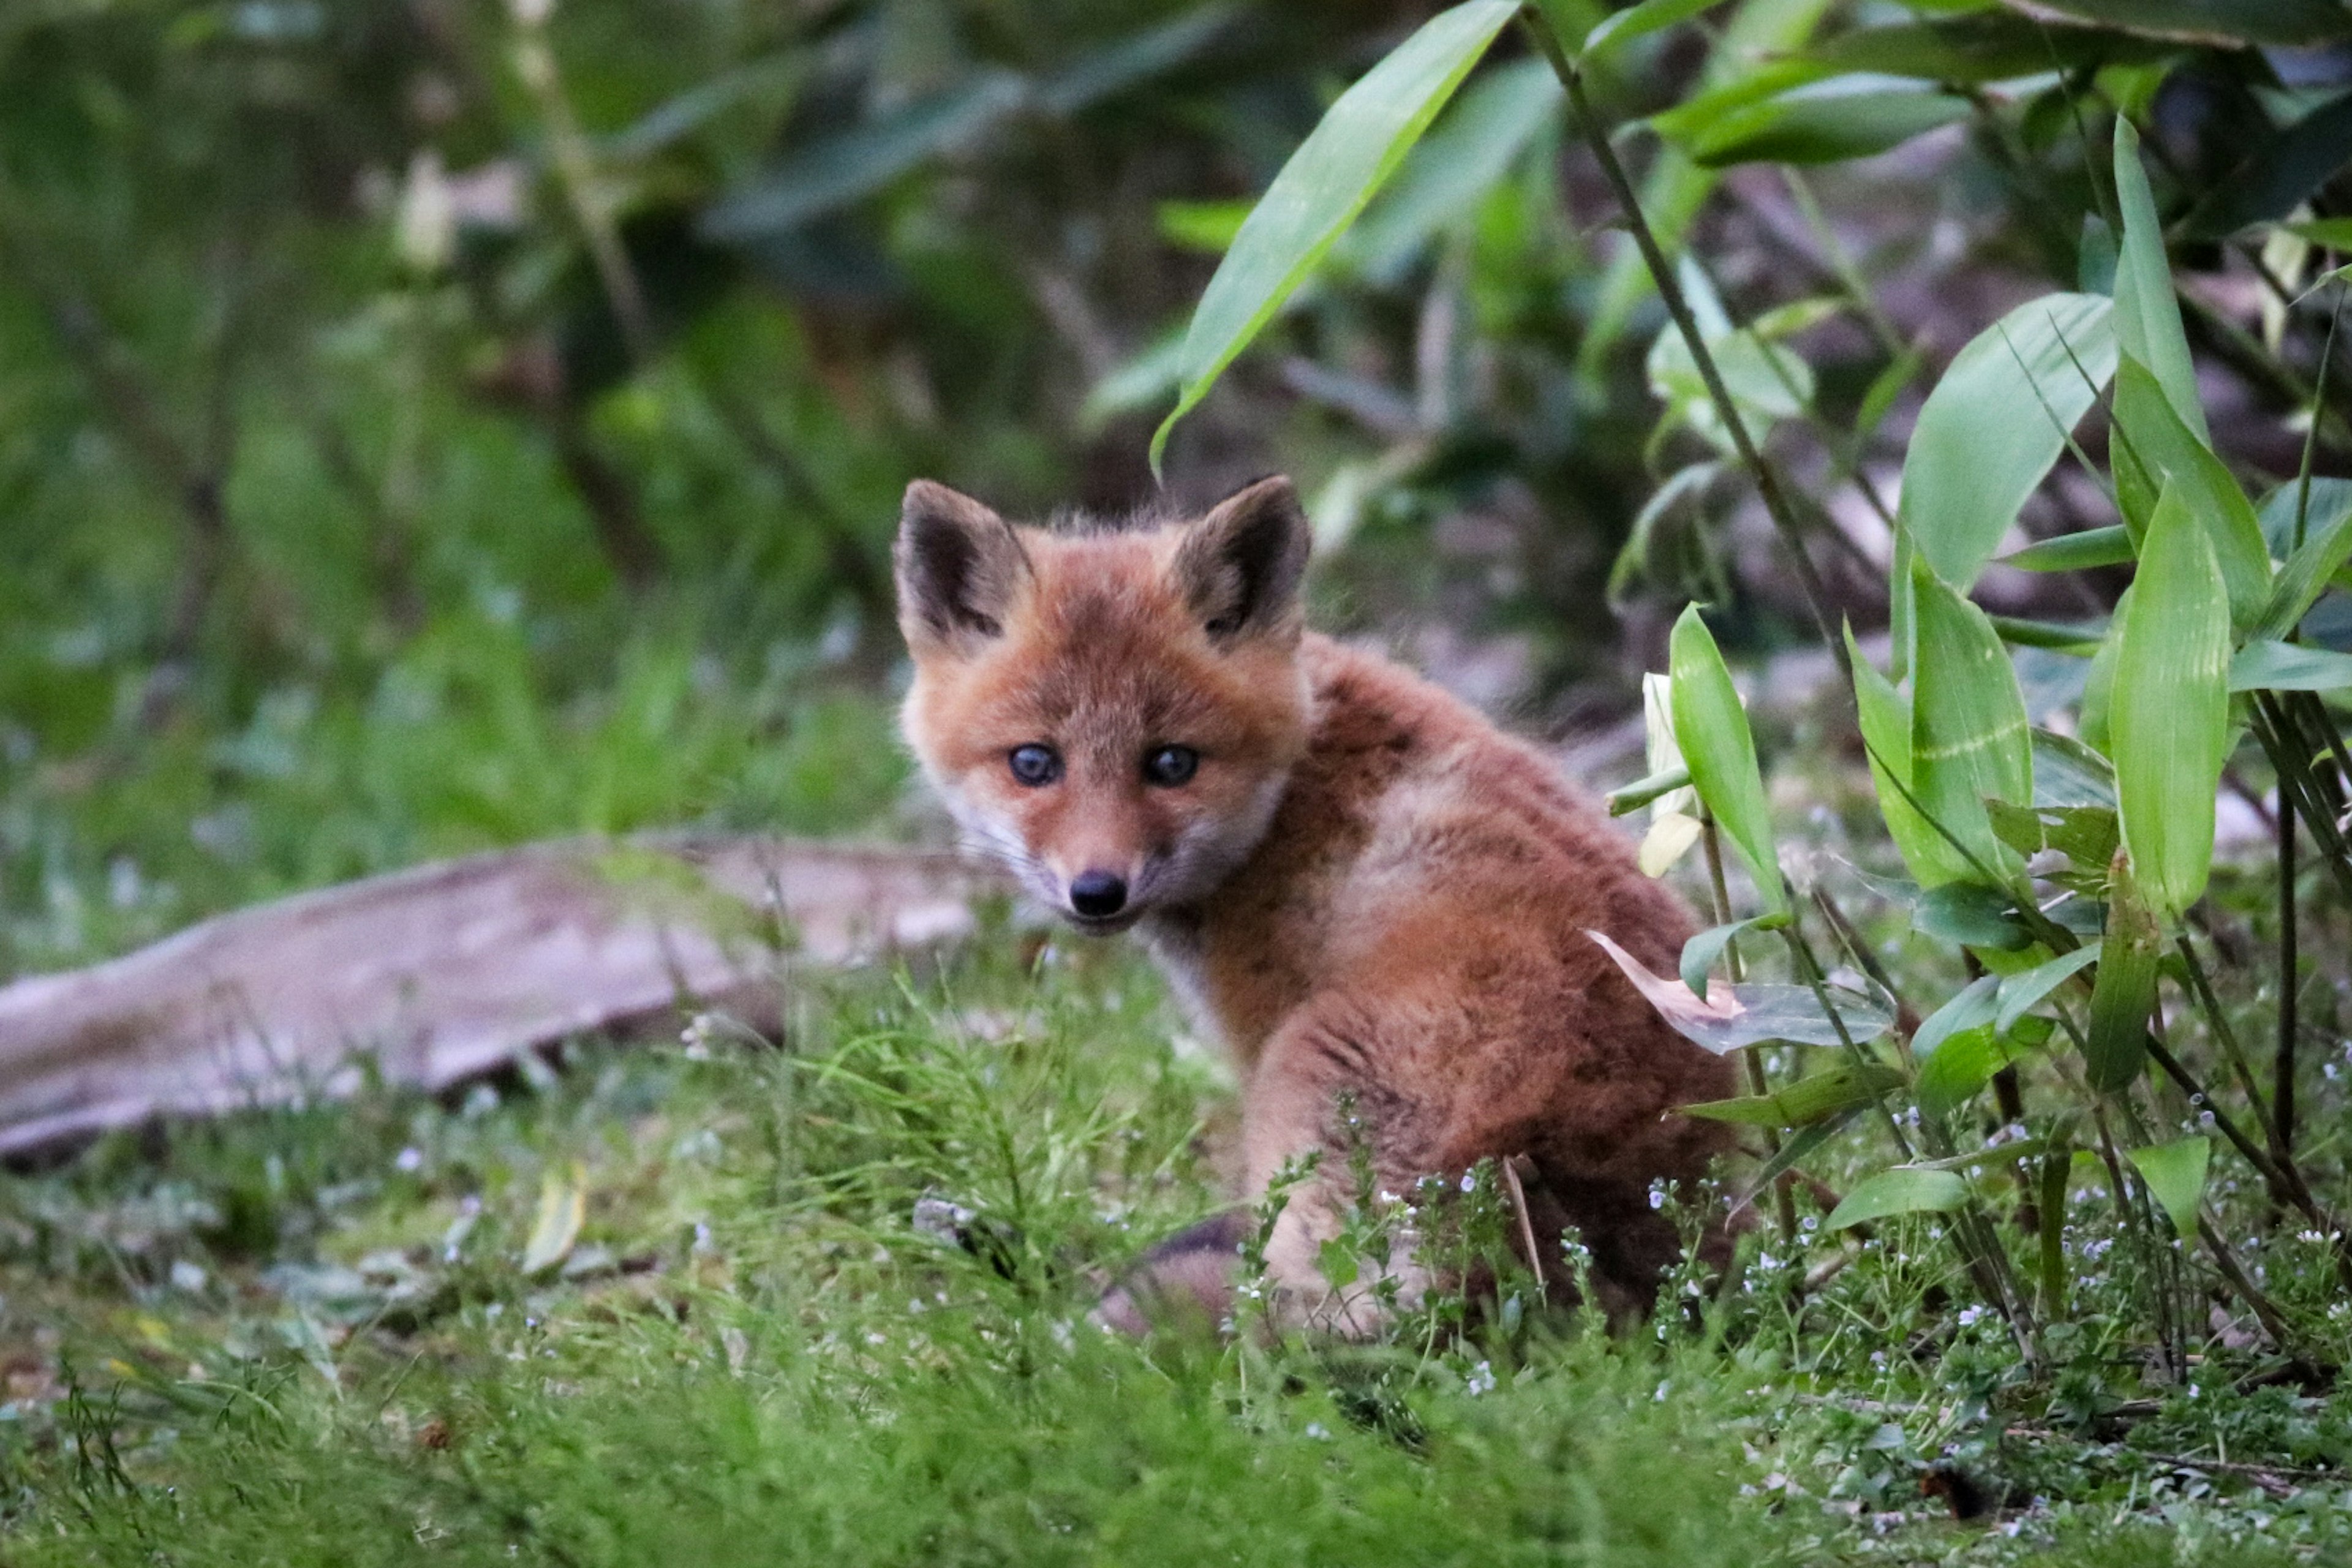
895;476;1735;1332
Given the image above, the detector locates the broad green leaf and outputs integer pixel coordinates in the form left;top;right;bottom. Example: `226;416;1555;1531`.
2253;478;2352;639
1994;945;2103;1033
1583;0;1724;62
2078;587;2128;757
1999;525;2135;573
1987;800;2119;874
1648;323;1814;453
2111;119;2208;445
2231;639;2352;692
1588;930;1893;1052
2111;483;2232;919
1917;1019;2048;1121
2108;358;2269;627
1151;0;1520;470
1910;562;2032;887
1996;0;2350;47
1735;1109;1862;1213
2126;1135;2211;1241
1686;85;1968;168
1679;913;1788;997
2031;728;2117;809
2084;858;2160;1093
1912;974;2000;1063
1901;292;2115;590
1682;1061;1907;1128
1847;622;1956;886
702;70;1030;239
1913;883;2031;951
1827;1167;1969;1229
1345;56;1562;285
1610;462;1722;606
522;1161;587;1275
1669;606;1786;914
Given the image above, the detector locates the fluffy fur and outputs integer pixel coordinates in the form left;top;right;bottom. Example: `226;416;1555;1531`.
895;475;1735;1332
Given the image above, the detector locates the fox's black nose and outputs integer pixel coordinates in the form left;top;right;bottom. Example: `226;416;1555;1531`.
1069;870;1128;919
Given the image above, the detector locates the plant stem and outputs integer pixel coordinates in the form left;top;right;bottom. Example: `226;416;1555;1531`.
2277;798;2299;1158
1701;813;1796;1241
1521;10;1851;690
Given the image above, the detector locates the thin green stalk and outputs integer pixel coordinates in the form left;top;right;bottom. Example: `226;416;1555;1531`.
1700;813;1796;1242
2277;797;2299;1158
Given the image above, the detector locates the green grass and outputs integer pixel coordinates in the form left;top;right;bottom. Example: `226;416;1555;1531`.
3;924;2349;1566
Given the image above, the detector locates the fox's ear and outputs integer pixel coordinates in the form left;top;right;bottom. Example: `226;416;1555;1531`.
1172;476;1310;644
896;481;1030;652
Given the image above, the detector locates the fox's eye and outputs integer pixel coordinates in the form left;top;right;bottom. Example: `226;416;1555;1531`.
1143;745;1199;787
1008;744;1061;786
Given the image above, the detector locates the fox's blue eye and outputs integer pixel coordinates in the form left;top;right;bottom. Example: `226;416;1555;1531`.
1143;745;1199;787
1009;744;1061;786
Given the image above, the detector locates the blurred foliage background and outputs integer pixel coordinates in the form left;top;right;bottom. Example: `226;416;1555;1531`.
2;0;2348;979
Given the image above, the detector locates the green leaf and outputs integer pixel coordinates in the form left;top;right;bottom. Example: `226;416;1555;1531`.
2009;0;2352;47
1150;0;1520;470
2032;728;2117;809
1913;883;2032;951
1583;0;1724;63
1999;525;2136;573
1987;800;2119;873
1987;614;2107;655
2126;1136;2211;1241
2253;478;2352;639
2108;358;2271;628
1686;85;1968;169
1032;4;1242;116
2231;639;2352;693
2111;482;2233;920
1848;624;1960;888
1648;322;1814;453
2084;860;2160;1093
1910;562;2033;888
1735;1109;1863;1214
1912;974;2001;1063
2078;589;2128;758
1917;1020;2047;1122
1682;1061;1906;1128
1608;764;1694;818
1901;293;2116;590
1669;606;1786;915
1994;946;2103;1034
1588;930;1893;1054
1344;55;1562;285
1679;913;1787;997
2111;119;2208;446
1826;1167;1969;1230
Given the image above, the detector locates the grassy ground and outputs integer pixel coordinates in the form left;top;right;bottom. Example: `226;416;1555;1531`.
4;897;2350;1566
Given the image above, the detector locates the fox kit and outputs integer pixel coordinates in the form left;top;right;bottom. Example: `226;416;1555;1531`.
894;475;1735;1332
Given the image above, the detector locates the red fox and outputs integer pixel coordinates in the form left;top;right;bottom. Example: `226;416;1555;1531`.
894;475;1735;1332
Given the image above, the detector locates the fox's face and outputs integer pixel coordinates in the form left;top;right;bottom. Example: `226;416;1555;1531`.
894;477;1313;932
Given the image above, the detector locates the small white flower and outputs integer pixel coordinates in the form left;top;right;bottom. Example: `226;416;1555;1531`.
394;1147;424;1173
1305;1422;1332;1440
1466;1361;1496;1396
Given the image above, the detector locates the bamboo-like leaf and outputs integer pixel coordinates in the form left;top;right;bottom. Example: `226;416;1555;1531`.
1901;292;2115;590
2126;1136;2211;1241
1994;946;2102;1034
2111;482;2232;920
1682;1061;1906;1128
2108;358;2269;627
1917;1020;2046;1121
1911;974;2000;1062
1847;623;1960;888
2084;856;2160;1093
2253;478;2352;639
2112;118;2208;445
1150;0;1519;470
1685;86;1967;169
2230;639;2352;693
2031;728;2117;809
1668;606;1785;914
1679;913;1788;997
1588;930;1893;1053
1581;0;1723;62
1912;884;2031;951
1910;561;2032;887
1999;525;2135;573
1827;1167;1969;1229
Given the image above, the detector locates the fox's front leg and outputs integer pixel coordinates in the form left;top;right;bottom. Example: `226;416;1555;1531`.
1237;1017;1437;1338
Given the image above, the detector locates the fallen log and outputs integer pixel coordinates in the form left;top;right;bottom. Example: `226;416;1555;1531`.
0;837;993;1156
